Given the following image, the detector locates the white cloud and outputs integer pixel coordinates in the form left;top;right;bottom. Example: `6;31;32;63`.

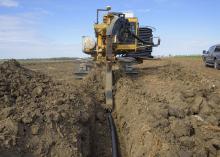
0;15;38;43
0;42;83;59
0;13;83;59
0;0;19;7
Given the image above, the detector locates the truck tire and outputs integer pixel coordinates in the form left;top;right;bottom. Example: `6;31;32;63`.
204;58;208;67
214;60;220;70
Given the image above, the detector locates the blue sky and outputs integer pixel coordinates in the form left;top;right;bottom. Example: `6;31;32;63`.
0;0;220;59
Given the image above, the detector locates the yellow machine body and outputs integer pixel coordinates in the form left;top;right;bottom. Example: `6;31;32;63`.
83;10;160;63
91;14;139;62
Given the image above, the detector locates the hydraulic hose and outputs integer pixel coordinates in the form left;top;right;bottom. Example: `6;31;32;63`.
107;112;118;157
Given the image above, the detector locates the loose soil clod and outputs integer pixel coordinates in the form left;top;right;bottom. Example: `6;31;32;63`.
0;60;95;157
0;59;220;157
114;62;220;157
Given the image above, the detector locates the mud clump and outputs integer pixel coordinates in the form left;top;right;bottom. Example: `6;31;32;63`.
0;60;94;157
1;59;220;157
114;62;220;157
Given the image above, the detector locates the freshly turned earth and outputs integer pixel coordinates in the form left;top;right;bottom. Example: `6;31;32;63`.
0;58;219;157
114;59;220;157
0;60;95;157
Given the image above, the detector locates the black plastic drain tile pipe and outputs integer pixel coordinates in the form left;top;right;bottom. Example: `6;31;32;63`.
107;112;118;157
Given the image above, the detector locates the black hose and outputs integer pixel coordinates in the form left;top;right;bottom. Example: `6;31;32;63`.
107;112;118;157
126;29;153;45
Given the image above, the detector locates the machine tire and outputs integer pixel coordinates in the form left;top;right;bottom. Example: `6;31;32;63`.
214;60;220;70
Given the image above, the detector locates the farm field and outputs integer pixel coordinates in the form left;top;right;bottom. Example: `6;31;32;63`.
0;57;219;157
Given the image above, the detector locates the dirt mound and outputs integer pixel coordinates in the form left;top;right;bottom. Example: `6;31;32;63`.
0;60;94;157
1;59;219;157
114;62;220;157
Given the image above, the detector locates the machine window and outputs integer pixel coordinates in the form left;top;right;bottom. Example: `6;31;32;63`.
208;46;213;52
118;22;136;44
129;22;136;34
214;46;220;52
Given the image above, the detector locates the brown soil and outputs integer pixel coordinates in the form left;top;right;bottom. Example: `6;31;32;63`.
0;58;220;157
114;59;220;157
0;60;95;157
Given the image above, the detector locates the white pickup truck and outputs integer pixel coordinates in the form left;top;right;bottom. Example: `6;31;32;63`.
202;44;220;70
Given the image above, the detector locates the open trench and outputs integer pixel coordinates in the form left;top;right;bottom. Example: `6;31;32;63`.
0;60;219;157
85;62;220;157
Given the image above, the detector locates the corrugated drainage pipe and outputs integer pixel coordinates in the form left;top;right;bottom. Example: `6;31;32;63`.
107;112;118;157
